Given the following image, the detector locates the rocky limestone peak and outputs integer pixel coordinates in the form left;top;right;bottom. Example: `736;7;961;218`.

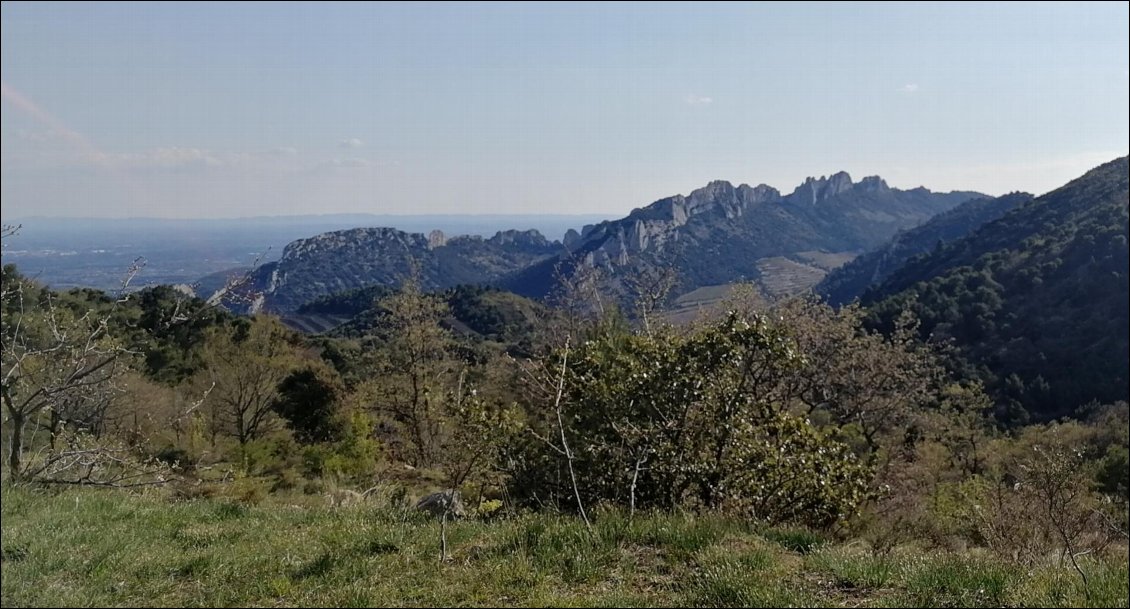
427;229;447;249
687;180;737;207
563;228;582;249
618;180;783;239
858;175;890;193
791;171;855;204
737;183;782;204
280;226;421;262
488;228;550;248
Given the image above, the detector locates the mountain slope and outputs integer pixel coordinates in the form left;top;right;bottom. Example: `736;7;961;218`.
864;157;1129;422
500;173;981;301
278;282;548;344
817;192;1034;306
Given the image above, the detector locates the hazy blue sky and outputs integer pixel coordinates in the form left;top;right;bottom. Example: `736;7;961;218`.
2;2;1127;219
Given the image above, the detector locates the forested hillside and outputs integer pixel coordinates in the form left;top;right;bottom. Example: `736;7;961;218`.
864;157;1129;423
818;192;1034;306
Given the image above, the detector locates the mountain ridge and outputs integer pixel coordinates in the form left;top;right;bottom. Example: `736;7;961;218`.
500;172;981;301
201;171;984;312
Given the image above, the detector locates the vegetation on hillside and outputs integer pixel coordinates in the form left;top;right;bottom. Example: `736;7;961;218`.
863;157;1129;423
818;192;1034;306
2;155;1128;609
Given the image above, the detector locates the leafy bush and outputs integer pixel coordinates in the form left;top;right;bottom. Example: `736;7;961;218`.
513;312;871;527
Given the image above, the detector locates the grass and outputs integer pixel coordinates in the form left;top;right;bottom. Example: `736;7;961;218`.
2;484;1127;607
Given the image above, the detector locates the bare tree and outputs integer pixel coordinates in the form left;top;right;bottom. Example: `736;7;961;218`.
1;266;129;480
0;225;240;484
546;256;607;345
199;317;295;446
371;276;455;467
518;338;594;534
624;265;678;338
777;299;943;456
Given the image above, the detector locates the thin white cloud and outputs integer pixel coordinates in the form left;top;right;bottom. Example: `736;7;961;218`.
315;158;371;170
685;95;713;106
273;146;298;156
899;83;920;94
41;147;282;174
16;128;71;144
339;138;364;148
81;147;227;171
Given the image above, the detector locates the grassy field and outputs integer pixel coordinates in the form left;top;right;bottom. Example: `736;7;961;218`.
2;485;1127;608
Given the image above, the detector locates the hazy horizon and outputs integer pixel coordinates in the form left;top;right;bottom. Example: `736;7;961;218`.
3;2;1128;219
5;212;614;222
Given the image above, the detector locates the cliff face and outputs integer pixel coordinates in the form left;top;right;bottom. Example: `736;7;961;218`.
501;173;982;301
202;171;984;313
218;226;561;313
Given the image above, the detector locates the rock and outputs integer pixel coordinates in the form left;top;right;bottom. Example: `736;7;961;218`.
563;228;581;249
488;229;551;249
415;490;466;519
428;229;447;248
206;225;560;313
857;175;891;193
791;171;855;204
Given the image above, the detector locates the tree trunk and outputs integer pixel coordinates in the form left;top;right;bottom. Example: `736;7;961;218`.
8;410;24;478
49;408;61;449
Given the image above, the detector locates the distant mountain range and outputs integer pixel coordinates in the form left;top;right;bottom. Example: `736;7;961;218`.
500;173;980;301
211;172;982;312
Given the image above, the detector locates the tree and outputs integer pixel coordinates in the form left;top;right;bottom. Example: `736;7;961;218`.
1;265;128;479
271;364;345;444
370;276;457;467
198;317;296;446
129;285;232;383
366;277;521;509
623;265;678;338
967;423;1119;589
777;299;945;457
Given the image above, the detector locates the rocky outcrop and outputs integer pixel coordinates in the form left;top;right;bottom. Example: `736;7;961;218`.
210;226;563;313
790;171;855;204
499;172;983;301
415;490;466;519
857;175;891;193
488;229;552;249
563;228;582;249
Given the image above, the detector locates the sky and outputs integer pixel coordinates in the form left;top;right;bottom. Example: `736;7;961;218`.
1;2;1128;219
